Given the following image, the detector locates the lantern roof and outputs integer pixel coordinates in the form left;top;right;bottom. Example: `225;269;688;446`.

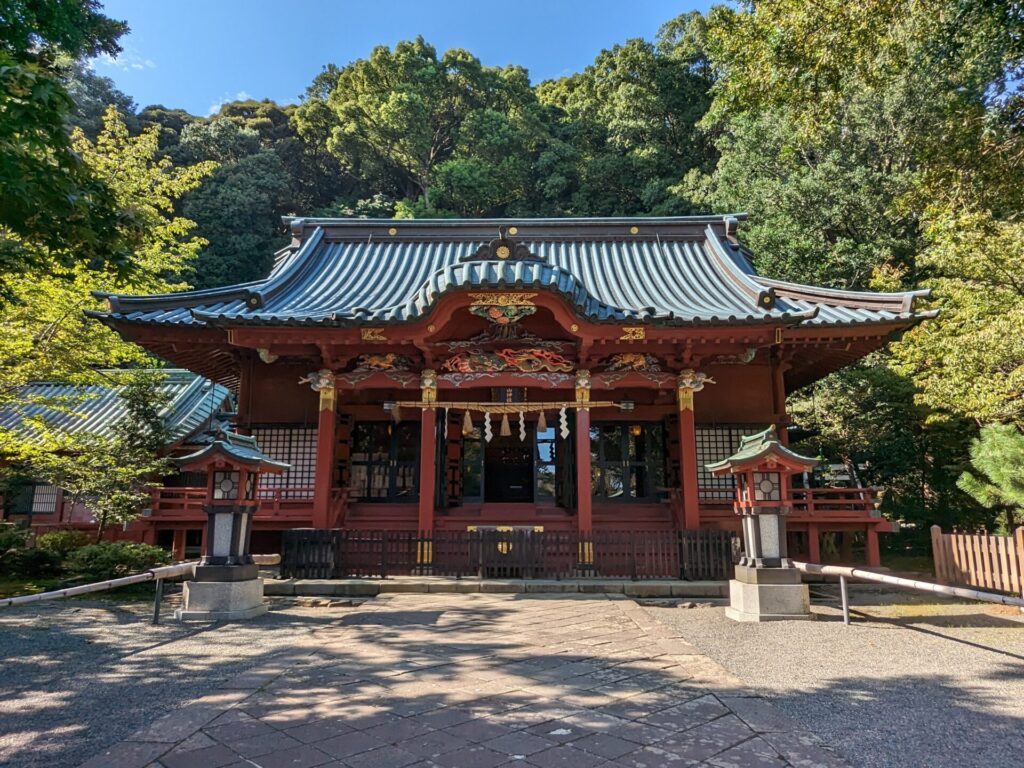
706;426;818;475
175;429;289;474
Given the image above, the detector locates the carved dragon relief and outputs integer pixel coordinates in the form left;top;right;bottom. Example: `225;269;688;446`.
441;348;574;374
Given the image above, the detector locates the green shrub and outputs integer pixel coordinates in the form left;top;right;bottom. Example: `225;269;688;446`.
65;541;171;582
0;523;30;553
2;547;63;578
36;529;91;559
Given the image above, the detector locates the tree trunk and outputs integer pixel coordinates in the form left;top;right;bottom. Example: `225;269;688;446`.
95;512;108;543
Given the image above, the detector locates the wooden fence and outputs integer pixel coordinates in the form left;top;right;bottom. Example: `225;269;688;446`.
931;525;1024;595
281;528;739;581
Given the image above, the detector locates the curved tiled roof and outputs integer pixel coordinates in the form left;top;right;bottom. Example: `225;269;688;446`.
0;370;232;444
175;430;289;472
90;216;932;330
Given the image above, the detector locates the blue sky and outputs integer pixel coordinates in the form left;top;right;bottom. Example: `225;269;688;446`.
92;1;712;116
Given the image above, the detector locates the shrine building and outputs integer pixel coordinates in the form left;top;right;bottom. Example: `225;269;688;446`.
89;216;934;566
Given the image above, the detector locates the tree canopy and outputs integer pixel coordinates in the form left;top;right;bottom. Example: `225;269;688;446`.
0;0;134;301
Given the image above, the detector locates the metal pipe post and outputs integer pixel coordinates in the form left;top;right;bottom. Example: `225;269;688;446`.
839;574;850;625
152;578;164;625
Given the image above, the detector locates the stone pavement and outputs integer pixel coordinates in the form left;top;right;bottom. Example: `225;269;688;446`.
81;594;848;768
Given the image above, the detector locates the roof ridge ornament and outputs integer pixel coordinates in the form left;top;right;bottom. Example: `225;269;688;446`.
461;226;544;263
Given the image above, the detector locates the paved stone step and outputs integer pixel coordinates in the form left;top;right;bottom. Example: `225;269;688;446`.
263;577;728;598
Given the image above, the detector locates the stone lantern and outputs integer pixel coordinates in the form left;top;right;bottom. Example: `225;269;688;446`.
173;430;289;621
707;426;817;622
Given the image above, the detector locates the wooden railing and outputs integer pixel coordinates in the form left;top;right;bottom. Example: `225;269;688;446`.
700;486;882;520
932;525;1024;595
148;487;205;516
149;486;320;520
281;528;740;581
790;487;882;517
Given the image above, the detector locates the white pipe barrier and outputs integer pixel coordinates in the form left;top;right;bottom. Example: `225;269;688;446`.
793;560;1024;625
0;561;197;623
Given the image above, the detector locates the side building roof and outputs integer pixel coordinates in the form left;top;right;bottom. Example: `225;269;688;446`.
0;370;233;447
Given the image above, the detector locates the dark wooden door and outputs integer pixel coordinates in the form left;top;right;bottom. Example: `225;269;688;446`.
484;429;534;502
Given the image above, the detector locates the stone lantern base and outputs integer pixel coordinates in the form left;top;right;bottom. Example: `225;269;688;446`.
725;565;813;622
174;565;268;622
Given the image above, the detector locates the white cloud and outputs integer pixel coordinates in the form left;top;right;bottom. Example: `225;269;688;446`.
206;90;253;116
94;49;157;72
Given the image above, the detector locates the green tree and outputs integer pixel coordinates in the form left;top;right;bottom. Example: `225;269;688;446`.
60;56;137;138
294;38;549;213
537;18;715;216
683;103;918;288
0;107;213;424
183;149;291;287
958;424;1024;530
0;0;133;300
789;361;986;548
699;0;1024;422
175;117;261;164
27;371;174;540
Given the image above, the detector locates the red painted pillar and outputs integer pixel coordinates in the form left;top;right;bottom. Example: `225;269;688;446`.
807;523;821;563
173;529;186;561
771;349;789;445
575;407;592;536
312;386;337;529
677;407;701;530
418;408;437;535
675;373;704;531
866;526;881;567
236;351;254;435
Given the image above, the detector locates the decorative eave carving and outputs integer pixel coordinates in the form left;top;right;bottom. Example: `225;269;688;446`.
676;369;715;411
460;226;544;263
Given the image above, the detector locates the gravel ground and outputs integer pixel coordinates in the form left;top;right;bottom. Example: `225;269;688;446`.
0;596;350;768
645;587;1024;768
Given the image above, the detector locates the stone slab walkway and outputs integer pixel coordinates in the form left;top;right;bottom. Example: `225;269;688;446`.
82;594;848;768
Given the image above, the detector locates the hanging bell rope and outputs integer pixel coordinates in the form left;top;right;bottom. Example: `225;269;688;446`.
537;410;548;433
499;413;511;437
462;410;474;436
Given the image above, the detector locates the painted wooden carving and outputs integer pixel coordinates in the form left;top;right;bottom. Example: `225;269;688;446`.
421;368;438;403
299;369;335;391
603;353;663;372
354;353;414;371
442;348;574;373
440;329;570;351
469;304;537;325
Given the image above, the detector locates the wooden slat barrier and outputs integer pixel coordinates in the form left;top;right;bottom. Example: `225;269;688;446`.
280;529;739;581
931;525;1024;595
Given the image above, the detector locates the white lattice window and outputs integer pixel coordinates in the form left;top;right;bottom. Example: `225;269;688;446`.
695;425;763;502
31;484;59;516
251;426;317;499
